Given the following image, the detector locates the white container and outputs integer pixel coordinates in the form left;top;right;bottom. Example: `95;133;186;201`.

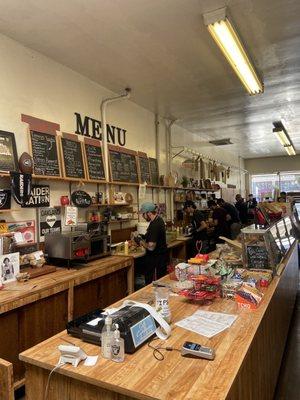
137;222;149;235
155;286;171;323
101;316;113;359
111;323;125;363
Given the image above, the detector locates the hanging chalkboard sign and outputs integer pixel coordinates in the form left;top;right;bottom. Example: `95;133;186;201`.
246;245;270;269
30;130;61;177
0;130;18;173
149;157;159;185
83;137;105;181
138;152;151;184
109;145;138;183
60;134;86;179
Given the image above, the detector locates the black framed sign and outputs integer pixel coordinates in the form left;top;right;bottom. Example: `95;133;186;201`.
0;130;18;173
138;152;151;184
149;157;159;185
29;130;61;177
83;137;105;181
60;133;86;179
109;145;138;183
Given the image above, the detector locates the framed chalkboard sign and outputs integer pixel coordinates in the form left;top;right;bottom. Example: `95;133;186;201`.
60;133;86;180
83;137;105;181
0;130;18;173
149;157;159;185
138;152;151;184
246;245;270;269
109;145;138;183
30;130;61;177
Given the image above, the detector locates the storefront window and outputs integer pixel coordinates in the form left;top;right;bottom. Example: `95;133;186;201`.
251;174;279;201
251;172;300;201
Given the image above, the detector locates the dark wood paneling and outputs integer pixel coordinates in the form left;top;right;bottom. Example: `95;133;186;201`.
73;269;128;318
99;269;128;308
19;291;68;351
73;280;101;318
0;311;21;381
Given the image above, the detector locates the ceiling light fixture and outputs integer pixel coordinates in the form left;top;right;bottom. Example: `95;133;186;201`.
203;7;263;95
272;121;296;156
285;145;296;156
273;129;291;147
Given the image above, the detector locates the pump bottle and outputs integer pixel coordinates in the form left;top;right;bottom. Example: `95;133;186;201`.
111;323;125;362
101;316;113;359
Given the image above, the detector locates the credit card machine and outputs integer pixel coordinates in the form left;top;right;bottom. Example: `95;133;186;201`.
181;341;215;360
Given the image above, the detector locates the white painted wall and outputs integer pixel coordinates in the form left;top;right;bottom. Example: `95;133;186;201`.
0;33;245;238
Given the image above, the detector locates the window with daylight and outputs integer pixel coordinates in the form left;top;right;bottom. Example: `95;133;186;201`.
251;172;300;201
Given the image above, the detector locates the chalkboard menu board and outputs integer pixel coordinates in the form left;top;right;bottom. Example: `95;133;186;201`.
138;154;151;184
109;146;138;183
61;136;85;179
0;130;18;173
246;245;270;269
84;139;105;181
149;157;159;185
30;131;61;177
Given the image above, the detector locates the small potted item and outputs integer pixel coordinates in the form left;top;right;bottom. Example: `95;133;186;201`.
181;176;189;188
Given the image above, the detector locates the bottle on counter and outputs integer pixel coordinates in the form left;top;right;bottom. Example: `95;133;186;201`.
124;240;129;255
101;316;113;359
155;286;171;323
111;323;125;363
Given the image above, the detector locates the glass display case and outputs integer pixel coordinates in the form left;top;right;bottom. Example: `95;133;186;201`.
241;216;296;273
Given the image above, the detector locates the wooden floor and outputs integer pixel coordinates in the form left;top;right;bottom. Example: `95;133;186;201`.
274;275;300;400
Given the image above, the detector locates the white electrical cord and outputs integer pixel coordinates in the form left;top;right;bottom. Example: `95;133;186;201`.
44;362;65;400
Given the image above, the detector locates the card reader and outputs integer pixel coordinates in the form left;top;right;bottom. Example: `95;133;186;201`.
181;341;215;360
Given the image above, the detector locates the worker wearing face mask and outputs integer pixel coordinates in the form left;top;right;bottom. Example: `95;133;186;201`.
136;202;168;284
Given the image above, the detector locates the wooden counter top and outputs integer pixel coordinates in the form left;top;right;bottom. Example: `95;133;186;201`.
0;256;132;315
114;238;191;258
19;242;299;400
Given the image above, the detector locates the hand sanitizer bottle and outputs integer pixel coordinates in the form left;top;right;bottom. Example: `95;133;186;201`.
101;316;113;359
111;323;125;363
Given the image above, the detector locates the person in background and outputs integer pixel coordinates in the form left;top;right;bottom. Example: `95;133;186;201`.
247;194;257;209
246;194;257;223
184;200;208;254
136;202;167;285
207;200;230;241
200;193;207;209
279;191;287;202
217;198;241;239
235;194;248;225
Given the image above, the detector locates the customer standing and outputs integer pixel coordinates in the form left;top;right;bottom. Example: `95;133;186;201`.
184;200;208;255
137;202;168;284
217;198;241;239
235;194;248;225
207;200;230;241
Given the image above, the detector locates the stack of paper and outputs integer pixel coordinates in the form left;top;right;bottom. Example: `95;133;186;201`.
175;310;237;338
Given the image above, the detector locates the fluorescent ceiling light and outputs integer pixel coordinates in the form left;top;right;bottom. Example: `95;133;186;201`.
203;8;263;95
273;129;291;147
285;145;296;156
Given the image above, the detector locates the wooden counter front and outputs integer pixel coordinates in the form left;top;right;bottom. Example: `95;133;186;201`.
0;256;134;387
20;243;299;400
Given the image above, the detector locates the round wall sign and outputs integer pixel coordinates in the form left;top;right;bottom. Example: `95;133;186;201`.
71;190;92;208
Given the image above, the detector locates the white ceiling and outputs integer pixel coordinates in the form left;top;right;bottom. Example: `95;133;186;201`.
0;0;300;158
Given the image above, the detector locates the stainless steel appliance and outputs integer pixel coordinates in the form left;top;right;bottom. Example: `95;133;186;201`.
45;223;110;265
